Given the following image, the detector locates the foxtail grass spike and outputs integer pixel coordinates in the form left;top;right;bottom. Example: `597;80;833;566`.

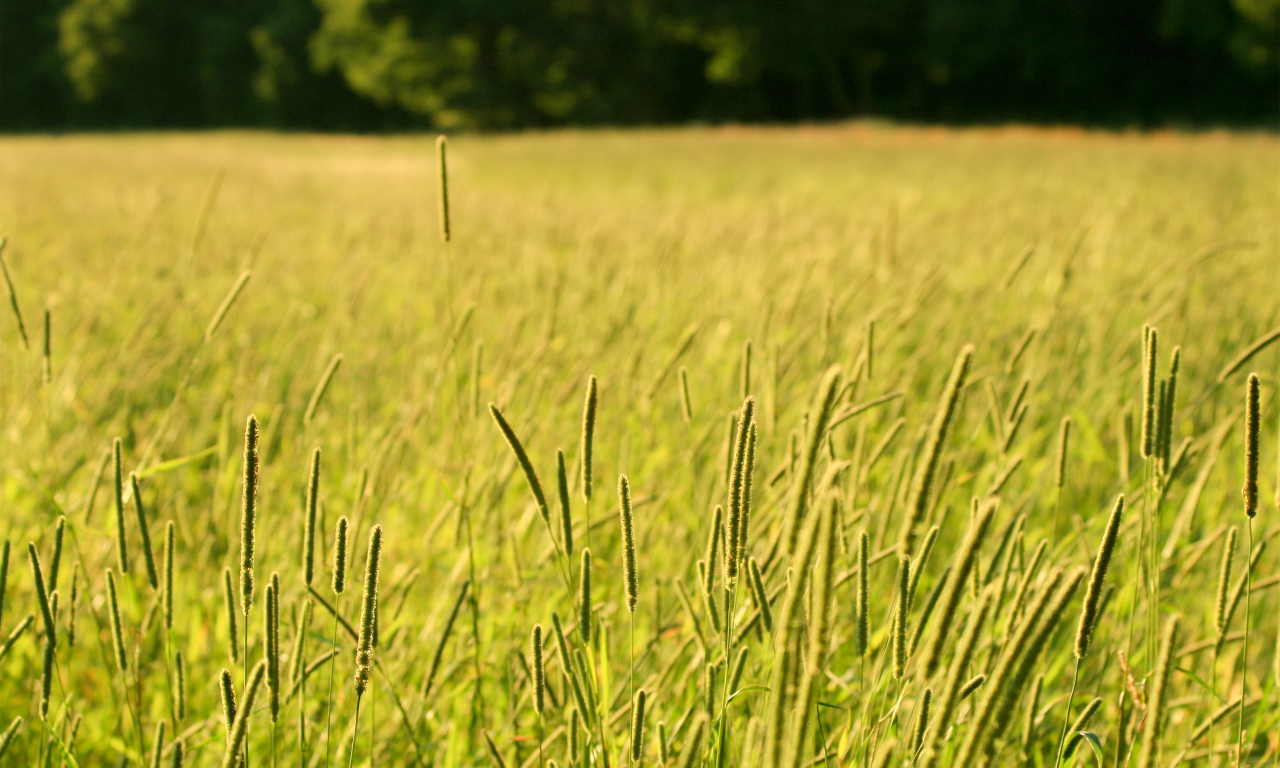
808;494;839;671
39;631;54;717
581;375;598;502
893;555;911;680
0;236;29;350
1141;326;1158;459
866;318;875;379
27;544;56;648
855;529;869;657
530;624;545;715
219;668;237;741
175;649;187;719
557;449;573;558
748;557;773;632
42;308;51;382
578;548;592;643
265;575;281;722
1215;526;1237;637
679;367;693;423
619;474;638;612
960;676;986;701
332;515;349;595
240;414;259;616
130;473;159;589
1136;616;1180;768
205;270;251;341
150;720;166;768
422;580;469;698
1055;417;1072;488
221;660;265;768
909;687;933;760
1075;494;1123;658
490;403;551;522
1244;373;1260;517
113;438;129;573
304;447;321;585
779;365;842;556
631;689;647;761
704;506;722;592
729;646;749;692
222;567;238;662
67;563;79;647
917;497;998;678
0;540;8;629
163;520;175;629
907;524;939;608
1021;675;1043;757
0;615;33;662
697;560;721;635
569;709;581;760
726;397;756;586
437;135;450;242
353;524;382;697
106;568;127;671
303;354;342;425
48;516;64;593
289;599;312;685
1162;347;1181;467
0;716;22;759
1217;326;1280;383
740;421;757;557
900;344;973;555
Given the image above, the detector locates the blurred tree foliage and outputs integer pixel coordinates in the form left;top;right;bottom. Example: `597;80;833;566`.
1;0;1276;130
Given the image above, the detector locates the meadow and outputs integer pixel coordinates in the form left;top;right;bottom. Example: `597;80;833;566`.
0;125;1279;768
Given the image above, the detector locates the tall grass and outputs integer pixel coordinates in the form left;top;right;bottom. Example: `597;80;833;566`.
0;127;1277;768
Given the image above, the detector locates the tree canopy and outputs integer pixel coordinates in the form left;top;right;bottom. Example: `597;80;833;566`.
2;0;1277;130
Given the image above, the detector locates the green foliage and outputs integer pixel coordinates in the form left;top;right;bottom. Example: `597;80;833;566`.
1;0;1278;129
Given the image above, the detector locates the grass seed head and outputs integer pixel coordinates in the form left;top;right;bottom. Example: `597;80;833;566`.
27;543;56;648
1141;326;1158;458
221;660;265;768
489;403;551;522
113;438;129;573
240;414;259;616
557;449;573;558
175;649;187;720
580;375;598;502
1244;372;1260;517
436;135;450;242
303;447;321;585
49;516;65;593
163;520;175;629
630;689;647;761
578;548;592;644
130;473;159;589
354;524;382;696
106;568;127;671
618;474;638;612
1076;494;1123;658
222;567;238;663
530;623;545;716
332;515;349;595
1215;526;1238;637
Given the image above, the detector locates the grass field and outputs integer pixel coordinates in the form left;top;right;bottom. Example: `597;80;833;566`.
1;125;1279;768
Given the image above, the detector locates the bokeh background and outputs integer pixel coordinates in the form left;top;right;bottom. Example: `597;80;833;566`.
2;0;1278;131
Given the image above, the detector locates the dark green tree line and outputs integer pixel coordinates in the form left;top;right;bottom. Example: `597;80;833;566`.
1;0;1276;130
